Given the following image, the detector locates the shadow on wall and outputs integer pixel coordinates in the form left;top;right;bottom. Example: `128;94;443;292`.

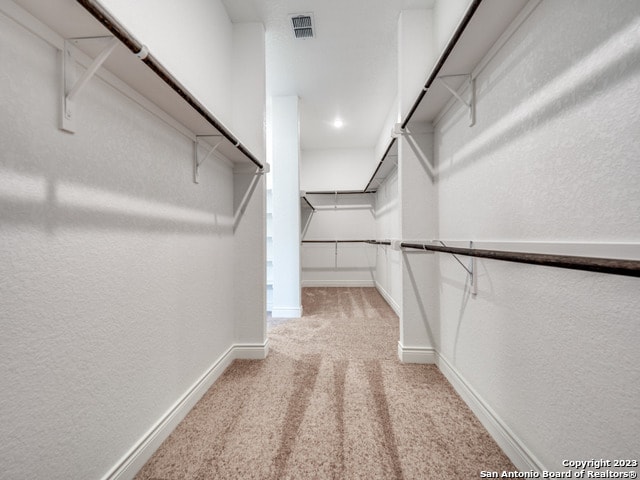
402;250;438;349
0;169;234;236
233;167;263;232
0;15;247;238
434;11;640;181
404;132;436;183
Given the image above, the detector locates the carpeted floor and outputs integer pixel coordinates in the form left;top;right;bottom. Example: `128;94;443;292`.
135;287;515;479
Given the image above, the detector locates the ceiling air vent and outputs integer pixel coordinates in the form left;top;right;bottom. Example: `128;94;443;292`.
290;13;315;39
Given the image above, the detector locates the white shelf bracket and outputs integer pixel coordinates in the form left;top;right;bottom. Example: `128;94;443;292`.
193;135;223;184
257;163;270;175
440;240;477;296
61;36;119;133
391;123;408;138
436;74;476;127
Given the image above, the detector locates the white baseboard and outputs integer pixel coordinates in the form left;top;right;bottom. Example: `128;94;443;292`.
397;342;437;364
103;342;269;480
375;281;400;316
234;340;269;360
271;306;303;318
301;280;376;287
436;354;545;473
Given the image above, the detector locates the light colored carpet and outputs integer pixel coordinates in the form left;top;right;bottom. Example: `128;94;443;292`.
135;287;515;479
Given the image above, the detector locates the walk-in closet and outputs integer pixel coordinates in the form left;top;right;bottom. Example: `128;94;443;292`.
1;0;638;478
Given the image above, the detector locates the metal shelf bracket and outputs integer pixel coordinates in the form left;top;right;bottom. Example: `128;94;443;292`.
436;74;476;127
193;135;223;184
440;240;477;296
392;123;409;138
61;36;118;133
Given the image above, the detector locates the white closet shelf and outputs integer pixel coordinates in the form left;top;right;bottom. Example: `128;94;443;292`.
364;0;533;192
7;0;263;168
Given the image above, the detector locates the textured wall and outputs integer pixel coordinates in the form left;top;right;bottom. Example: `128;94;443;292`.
100;0;234;127
374;169;402;312
301;194;377;286
232;22;267;345
271;96;301;316
434;0;640;468
0;5;260;479
301;147;375;191
433;0;470;55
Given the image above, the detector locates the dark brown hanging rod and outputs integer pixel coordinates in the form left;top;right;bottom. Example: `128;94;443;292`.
302;240;390;245
305;190;371;195
301;196;315;211
401;0;483;129
401;242;640;278
302;240;371;244
364;138;396;193
364;0;483;193
76;0;264;171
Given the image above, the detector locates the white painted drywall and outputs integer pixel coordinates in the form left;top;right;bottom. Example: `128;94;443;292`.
271;95;302;317
399;9;435;118
299;147;378;286
433;0;640;470
397;10;440;361
433;0;471;56
99;0;234;127
232;22;267;345
0;1;267;478
0;11;234;480
301;243;377;287
301;194;377;286
373;95;400;170
300;148;375;192
232;22;266;157
374;169;402;314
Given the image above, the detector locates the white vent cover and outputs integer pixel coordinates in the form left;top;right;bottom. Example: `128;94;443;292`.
290;13;315;39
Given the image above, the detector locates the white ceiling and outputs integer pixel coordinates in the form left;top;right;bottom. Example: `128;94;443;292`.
223;0;434;151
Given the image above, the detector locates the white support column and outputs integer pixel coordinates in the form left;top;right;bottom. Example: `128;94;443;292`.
232;22;268;355
397;10;439;363
271;96;302;318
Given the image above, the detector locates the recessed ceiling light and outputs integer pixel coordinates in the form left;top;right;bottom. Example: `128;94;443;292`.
333;118;344;128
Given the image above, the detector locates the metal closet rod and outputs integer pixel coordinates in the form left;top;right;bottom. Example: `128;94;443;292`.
401;0;483;129
305;190;371;195
301;196;315;211
363;138;396;193
76;0;264;171
401;242;640;278
364;0;483;192
302;240;391;245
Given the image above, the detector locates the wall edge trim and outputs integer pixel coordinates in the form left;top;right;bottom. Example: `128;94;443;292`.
436;353;546;473
271;306;303;318
374;281;400;316
397;342;437;364
302;280;376;287
234;339;270;360
103;342;268;480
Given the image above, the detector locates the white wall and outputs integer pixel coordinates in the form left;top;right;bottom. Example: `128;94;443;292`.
100;0;234;129
396;10;439;363
232;22;267;345
299;148;377;286
300;147;374;191
374;169;401;313
301;194;377;287
373;95;400;171
399;9;435;117
271;95;302;317
433;0;640;470
433;0;471;55
0;2;266;479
